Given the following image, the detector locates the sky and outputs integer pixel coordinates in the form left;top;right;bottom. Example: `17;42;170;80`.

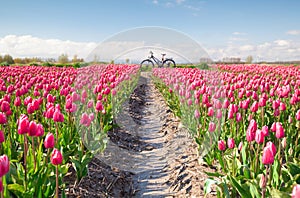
0;0;300;62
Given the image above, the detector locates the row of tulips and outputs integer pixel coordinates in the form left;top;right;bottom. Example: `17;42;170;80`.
152;65;300;197
0;64;140;197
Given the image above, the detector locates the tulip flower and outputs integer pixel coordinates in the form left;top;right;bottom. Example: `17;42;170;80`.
218;140;226;151
95;101;104;112
208;122;216;132
36;123;44;137
292;184;300;198
44;133;55;149
246;119;257;142
53;109;64;122
227;138;235;149
275;122;285;139
250;101;259;112
1;101;10;112
207;107;214;117
296;109;300;121
255;129;264;144
51;148;63;165
262;145;275;165
14;96;21;107
194;109;200;119
261;126;269;136
0;112;7;125
0;155;10;177
18;114;29;134
28;121;38;136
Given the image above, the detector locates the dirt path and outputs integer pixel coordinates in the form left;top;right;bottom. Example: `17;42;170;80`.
65;72;216;197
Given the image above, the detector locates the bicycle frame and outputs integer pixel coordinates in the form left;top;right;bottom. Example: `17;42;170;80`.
149;53;163;67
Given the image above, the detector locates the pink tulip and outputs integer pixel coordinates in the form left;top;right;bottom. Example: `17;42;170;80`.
246;119;257;142
207;107;214;117
95;101;104;112
28;121;38;136
275;122;285;139
227;138;235;149
262;145;275;165
238;142;243;151
292;184;300;198
236;112;242;122
0;155;10;177
255;129;264;144
51;148;63;165
44;133;55;149
208;122;216;132
1;101;10;112
53;109;64;122
296;110;300;120
14;96;21;107
194;109;200;119
261;126;269;136
266;141;277;156
18;114;29;134
218;140;226;151
250;101;259;112
36;123;44;137
0;112;7;125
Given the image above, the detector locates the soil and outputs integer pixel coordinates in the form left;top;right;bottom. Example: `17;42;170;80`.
64;72;216;197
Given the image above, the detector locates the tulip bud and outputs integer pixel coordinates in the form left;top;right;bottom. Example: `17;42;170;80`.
50;148;63;165
0;155;10;177
218;140;226;151
236;112;242;122
53;109;64;122
194;109;200;119
28;121;38;136
260;174;266;188
207;107;214;117
18;114;29;134
208;122;216;132
14;97;21;107
44;133;55;149
275;122;285;139
262;145;275;165
1;101;10;112
36;123;44;137
255;129;264;144
0;112;7;125
261;126;269;136
292;184;300;198
238;142;243;151
296;110;300;121
250;101;259;112
246;119;257;142
95;101;104;112
227;138;235;149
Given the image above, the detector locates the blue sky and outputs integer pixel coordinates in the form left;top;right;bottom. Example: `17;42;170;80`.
0;0;300;61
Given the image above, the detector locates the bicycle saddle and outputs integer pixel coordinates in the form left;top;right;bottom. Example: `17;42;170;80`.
161;54;166;56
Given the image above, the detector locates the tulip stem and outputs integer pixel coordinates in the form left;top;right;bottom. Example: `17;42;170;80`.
56;165;59;198
55;122;58;145
32;137;36;171
24;135;28;191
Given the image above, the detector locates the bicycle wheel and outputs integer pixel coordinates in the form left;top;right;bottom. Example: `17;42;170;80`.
140;59;154;71
163;59;176;68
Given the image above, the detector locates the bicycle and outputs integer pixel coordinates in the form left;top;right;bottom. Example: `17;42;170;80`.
140;51;176;69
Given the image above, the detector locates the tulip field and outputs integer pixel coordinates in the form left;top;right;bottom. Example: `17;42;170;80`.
0;63;300;197
153;64;300;197
0;64;140;197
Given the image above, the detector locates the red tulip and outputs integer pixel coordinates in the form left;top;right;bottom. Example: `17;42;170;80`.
227;138;235;149
0;112;7;125
292;184;300;198
50;148;63;165
0;155;10;177
44;133;55;149
0;130;5;143
218;140;226;151
27;103;35;114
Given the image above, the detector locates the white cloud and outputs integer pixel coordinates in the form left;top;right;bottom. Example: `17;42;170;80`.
229;37;248;42
274;39;290;46
233;32;247;35
152;0;158;4
176;0;185;4
240;45;254;51
0;35;97;59
286;30;300;35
